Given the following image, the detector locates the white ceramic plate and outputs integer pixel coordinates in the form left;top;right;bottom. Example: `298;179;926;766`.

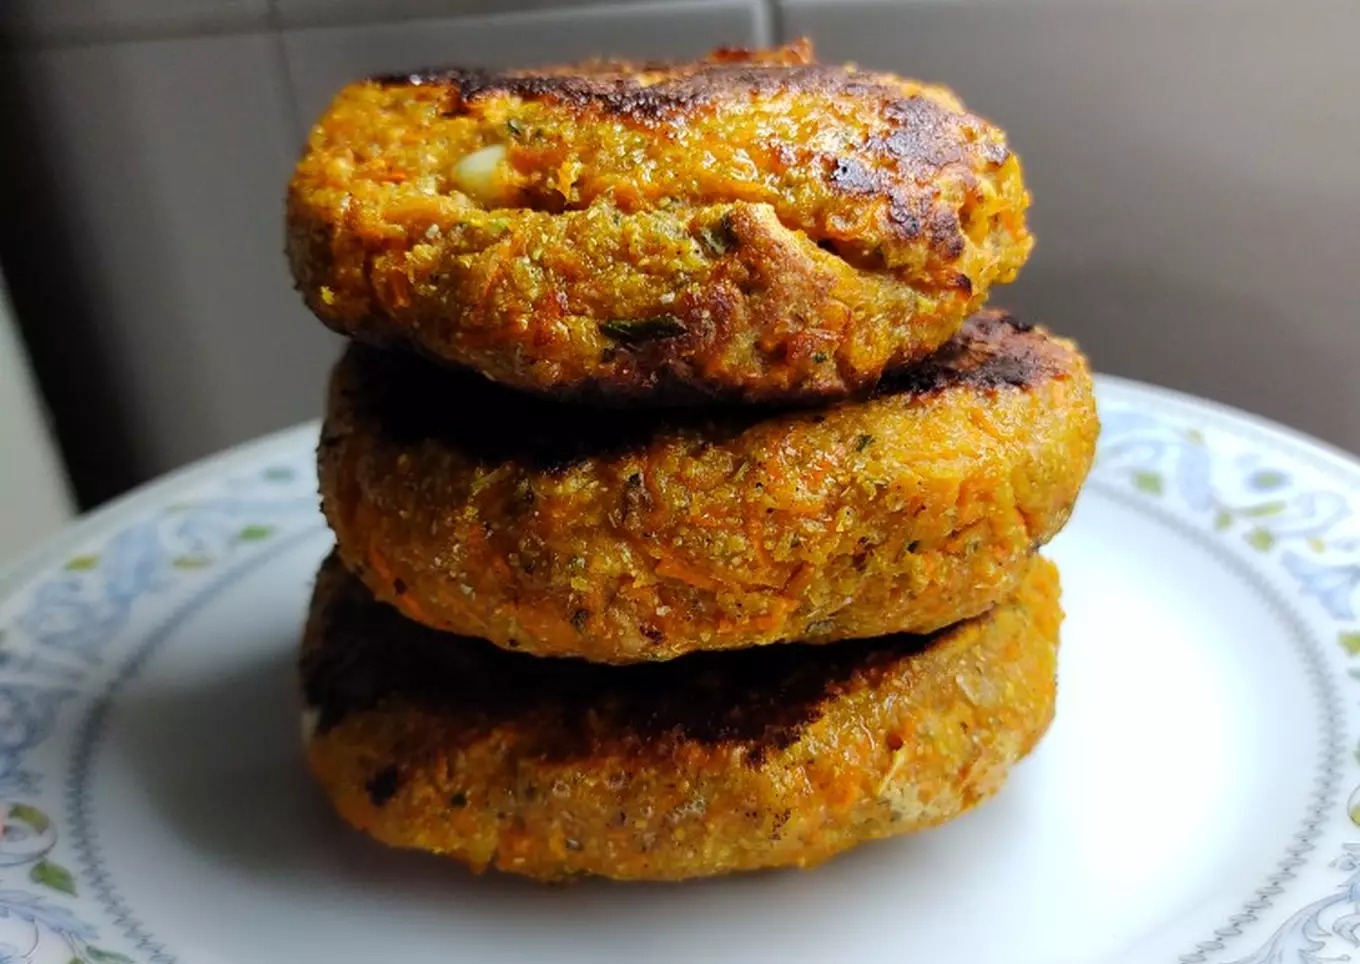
1;376;1358;964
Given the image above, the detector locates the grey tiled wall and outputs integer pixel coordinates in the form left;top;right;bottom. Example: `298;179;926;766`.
0;0;702;41
781;0;1360;460
0;0;269;44
1;0;1356;506
0;1;765;505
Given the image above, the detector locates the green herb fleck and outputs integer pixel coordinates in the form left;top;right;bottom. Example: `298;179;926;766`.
1309;537;1328;553
1341;631;1360;656
64;555;99;572
1245;528;1276;552
855;434;874;452
9;803;49;832
1213;510;1233;531
30;859;75;896
812;351;829;363
513;478;536;509
506;118;525;137
698;217;737;256
237;525;275;542
599;315;687;346
1131;470;1163;496
1241;500;1286;518
172;555;212;570
263;466;295;483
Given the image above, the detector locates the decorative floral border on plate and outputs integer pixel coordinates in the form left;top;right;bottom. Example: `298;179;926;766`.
0;378;1355;963
0;438;320;964
1085;384;1360;964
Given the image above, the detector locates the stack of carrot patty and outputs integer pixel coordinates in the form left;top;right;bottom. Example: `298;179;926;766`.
287;41;1098;882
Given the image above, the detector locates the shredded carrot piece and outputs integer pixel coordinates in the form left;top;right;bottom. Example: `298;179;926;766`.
652;550;725;592
743;505;774;570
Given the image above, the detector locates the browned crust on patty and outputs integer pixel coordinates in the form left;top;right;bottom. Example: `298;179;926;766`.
301;555;1062;880
287;41;1032;404
331;309;1069;467
386;49;1006;207
318;310;1098;662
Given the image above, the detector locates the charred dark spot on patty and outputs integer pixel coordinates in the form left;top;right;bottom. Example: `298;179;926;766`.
378;58;985;137
873;96;974;171
327;310;1070;470
828;156;881;197
302;556;961;762
364;765;401;806
332;344;764;469
877;309;1063;397
813;94;1004;246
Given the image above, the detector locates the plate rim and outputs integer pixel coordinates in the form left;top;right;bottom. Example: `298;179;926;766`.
0;419;322;602
3;374;1360;964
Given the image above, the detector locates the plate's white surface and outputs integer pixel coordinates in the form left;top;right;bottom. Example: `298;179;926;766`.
1;376;1358;964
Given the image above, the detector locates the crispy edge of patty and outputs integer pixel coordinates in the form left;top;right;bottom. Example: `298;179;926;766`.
286;42;1031;403
319;309;1097;662
301;554;1061;881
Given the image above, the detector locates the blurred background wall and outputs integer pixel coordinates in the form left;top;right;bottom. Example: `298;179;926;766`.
0;275;73;563
0;0;1356;524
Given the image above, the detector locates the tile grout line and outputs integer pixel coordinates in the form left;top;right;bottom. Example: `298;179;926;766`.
265;0;308;146
761;0;785;45
9;0;771;51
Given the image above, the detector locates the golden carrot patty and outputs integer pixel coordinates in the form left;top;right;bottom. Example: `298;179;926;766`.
287;41;1032;404
301;554;1061;881
318;309;1097;663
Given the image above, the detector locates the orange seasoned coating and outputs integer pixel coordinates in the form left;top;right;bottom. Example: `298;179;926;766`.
287;41;1032;404
318;310;1097;663
301;555;1062;881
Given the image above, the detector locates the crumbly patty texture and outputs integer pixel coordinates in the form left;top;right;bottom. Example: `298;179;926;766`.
287;41;1032;404
318;309;1097;663
301;554;1061;881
